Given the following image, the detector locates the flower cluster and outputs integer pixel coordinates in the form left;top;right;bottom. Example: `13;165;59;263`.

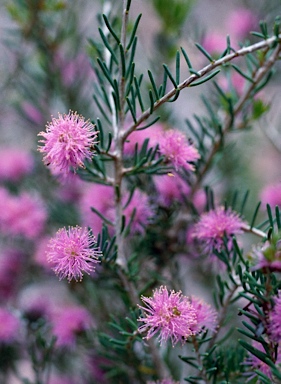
138;286;217;346
0;147;34;182
46;226;101;282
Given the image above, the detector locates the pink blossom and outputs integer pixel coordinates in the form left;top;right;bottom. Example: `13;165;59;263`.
260;183;281;209
201;32;226;55
79;184;114;234
38;111;98;178
0;148;34;182
138;286;197;346
154;174;190;206
268;294;281;342
0;188;47;239
33;236;53;269
124;123;164;155
159;129;200;171
123;190;153;234
226;8;257;41
192;207;246;253
189;296;218;334
0;307;21;343
243;341;281;382
50;305;92;347
46;226;101;282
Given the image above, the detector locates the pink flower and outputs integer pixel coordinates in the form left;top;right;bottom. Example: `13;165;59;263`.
50;305;92;347
268;294;281;342
0;148;34;182
0;307;21;343
138;286;197;346
201;32;226;55
46;226;101;282
0;188;47;240
189;297;218;334
33;236;53;269
124;124;164;155
154;174;190;206
38;111;98;177
79;184;114;234
192;207;246;253
123;190;153;234
226;8;257;41
159;129;200;171
260;183;281;209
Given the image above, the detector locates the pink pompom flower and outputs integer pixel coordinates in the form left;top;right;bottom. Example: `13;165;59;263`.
189;296;218;334
38;111;98;177
138;286;197;346
46;226;101;282
192;206;246;253
159;129;200;171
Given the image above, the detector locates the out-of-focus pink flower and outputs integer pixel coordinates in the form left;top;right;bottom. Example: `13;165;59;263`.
243;341;281;382
124;124;164;155
0;307;21;343
46;226;101;282
79;184;114;234
22;102;45;126
192;207;246;253
226;8;257;41
55;173;84;202
0;188;47;239
154;174;190;206
0;248;23;300
50;305;92;347
38;111;97;178
189;297;218;334
269;294;281;342
201;32;226;55
260;183;281;209
123;190;153;235
159;129;200;171
0;148;34;182
138;286;197;346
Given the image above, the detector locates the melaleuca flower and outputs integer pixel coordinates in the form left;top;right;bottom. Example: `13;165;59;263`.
38;111;98;177
138;286;197;346
192;206;246;253
268;294;281;342
159;129;200;171
0;147;34;182
189;296;218;334
47;226;101;282
260;182;281;209
250;233;281;272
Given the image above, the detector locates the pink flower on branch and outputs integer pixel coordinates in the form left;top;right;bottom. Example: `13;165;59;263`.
159;129;200;171
38;111;98;178
138;286;197;346
192;207;246;253
46;226;101;282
